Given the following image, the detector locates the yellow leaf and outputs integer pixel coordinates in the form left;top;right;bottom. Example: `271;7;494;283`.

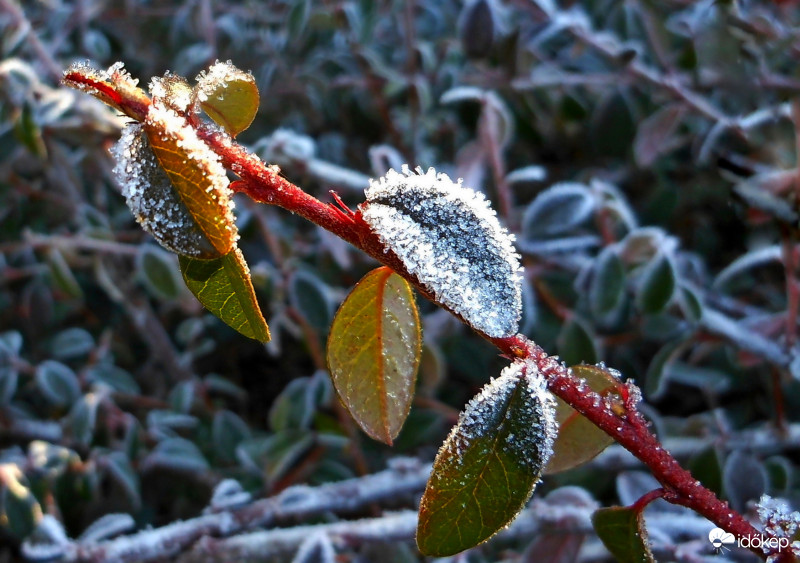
327;267;421;445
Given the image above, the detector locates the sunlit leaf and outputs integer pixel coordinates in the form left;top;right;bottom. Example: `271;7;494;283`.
179;248;270;342
113;122;231;258
592;506;655;563
327;267;421;445
545;364;621;474
0;466;42;539
417;361;557;556
145;104;237;256
194;61;259;136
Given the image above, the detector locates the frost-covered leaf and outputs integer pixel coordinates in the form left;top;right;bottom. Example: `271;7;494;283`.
103;452;140;507
212;410;251;463
545;364;620;474
35;360;80;407
112;121;234;258
179;248;270;342
723;450;767;513
522;183;595;240
149;72;193;113
644;338;686;400
327;267;421;445
460;0;495;59
62;61;150;121
361;166;521;338
293;532;336;563
590;247;626;320
137;245;182;300
417;360;557;556
79;513;136;542
633;104;686;167
144;102;237;256
50;327;94;359
592;505;655;563
557;317;598;366
636;253;676;314
194;61;259;136
86;364;140;395
46;248;83;298
289;269;333;331
143;437;209;473
506;165;547;185
69;393;100;445
269;372;329;432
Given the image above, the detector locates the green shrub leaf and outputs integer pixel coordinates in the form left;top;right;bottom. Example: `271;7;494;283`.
179;248;270;342
194;61;259;137
545;364;620;474
327;267;421;445
417;361;556;556
592;506;655;563
636;253;675;314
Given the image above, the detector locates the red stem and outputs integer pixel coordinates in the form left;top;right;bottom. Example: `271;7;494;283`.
196;123;777;559
74;82;783;561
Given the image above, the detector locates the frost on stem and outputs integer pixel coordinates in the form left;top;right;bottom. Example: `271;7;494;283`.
111;102;236;258
361;166;522;338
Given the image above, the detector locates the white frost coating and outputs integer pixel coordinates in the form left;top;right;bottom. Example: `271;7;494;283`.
757;495;800;557
194;59;254;103
149;72;194;113
362;166;522;337
435;359;557;476
112;103;236;258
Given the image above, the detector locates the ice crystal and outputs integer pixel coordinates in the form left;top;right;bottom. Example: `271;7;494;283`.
362;166;522;337
437;359;557;474
757;495;800;555
111;105;235;258
194;59;254;103
149;72;194;113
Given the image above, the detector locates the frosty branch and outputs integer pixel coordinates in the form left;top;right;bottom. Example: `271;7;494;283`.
62;61;794;561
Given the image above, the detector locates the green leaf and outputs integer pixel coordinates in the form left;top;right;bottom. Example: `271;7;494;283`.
179;248;270;342
46;248;83;299
69;393;100;445
327;267;421;445
644;338;685;400
289;269;333;331
636;254;675;314
0;466;42;539
50;327;94;359
35;360;81;407
104;451;141;507
417;361;556;556
557;317;598;366
590;248;626;319
194;61;259;137
545;364;620;474
86;364;140;395
145;117;237;257
592;506;655;563
13;102;46;158
137;245;182;300
212;410;251;463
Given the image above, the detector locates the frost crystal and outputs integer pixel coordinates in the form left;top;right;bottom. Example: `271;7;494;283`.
757;495;800;558
149;72;194;113
194;59;253;103
362;166;522;337
111;100;237;258
438;359;557;474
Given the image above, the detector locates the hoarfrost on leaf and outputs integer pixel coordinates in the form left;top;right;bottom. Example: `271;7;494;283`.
361;166;522;338
111;119;230;258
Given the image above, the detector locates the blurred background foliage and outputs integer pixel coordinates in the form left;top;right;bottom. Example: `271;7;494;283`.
2;0;800;560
